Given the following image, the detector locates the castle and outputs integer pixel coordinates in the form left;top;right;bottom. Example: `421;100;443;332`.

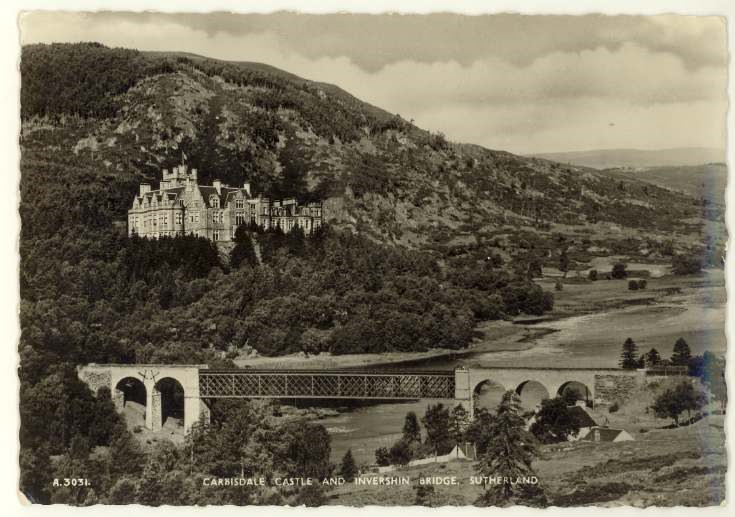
128;165;323;241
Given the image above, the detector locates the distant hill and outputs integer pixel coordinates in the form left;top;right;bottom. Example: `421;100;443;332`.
601;163;727;204
529;147;726;169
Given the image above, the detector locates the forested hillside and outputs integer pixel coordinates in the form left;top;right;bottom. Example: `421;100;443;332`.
20;42;724;368
18;41;726;506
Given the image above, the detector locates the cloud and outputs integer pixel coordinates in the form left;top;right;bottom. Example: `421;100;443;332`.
64;12;727;72
19;12;728;154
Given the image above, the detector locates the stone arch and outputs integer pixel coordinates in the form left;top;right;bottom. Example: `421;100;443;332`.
473;379;507;412
557;380;593;407
153;377;185;431
515;380;550;411
114;377;147;424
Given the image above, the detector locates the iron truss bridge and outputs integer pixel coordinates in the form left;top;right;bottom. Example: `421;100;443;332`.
198;369;456;400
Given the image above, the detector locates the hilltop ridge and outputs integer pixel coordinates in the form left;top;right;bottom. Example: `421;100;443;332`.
21;43;721;253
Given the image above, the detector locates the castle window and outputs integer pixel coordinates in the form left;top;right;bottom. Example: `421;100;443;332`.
175;213;182;225
219;212;224;223
213;229;220;241
209;195;220;208
236;199;244;209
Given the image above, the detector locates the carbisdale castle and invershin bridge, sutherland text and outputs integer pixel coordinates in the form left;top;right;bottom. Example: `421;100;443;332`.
127;164;324;241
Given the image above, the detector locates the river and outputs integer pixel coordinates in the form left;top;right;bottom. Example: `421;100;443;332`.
317;284;726;465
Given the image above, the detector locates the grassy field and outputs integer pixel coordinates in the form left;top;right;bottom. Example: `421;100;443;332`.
327;405;726;507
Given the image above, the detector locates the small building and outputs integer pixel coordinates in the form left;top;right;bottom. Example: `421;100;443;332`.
582;426;635;443
568;405;598;441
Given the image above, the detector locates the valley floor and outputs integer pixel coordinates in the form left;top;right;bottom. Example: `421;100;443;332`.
326;414;726;507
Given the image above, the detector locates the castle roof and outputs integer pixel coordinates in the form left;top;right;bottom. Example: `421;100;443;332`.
135;185;248;207
198;186;247;207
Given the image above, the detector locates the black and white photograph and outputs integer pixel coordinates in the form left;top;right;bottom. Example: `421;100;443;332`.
11;3;731;510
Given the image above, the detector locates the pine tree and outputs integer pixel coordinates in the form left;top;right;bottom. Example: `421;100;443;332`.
475;391;545;507
449;404;470;445
230;225;257;268
559;247;569;278
421;403;452;455
340;449;358;482
645;348;662;367
619;338;639;369
671;338;692;366
402;411;421;443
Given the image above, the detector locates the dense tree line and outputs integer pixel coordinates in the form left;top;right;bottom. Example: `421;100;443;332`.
21;393;334;505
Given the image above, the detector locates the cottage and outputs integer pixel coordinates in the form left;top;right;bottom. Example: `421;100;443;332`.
582;426;635;443
568;405;598;441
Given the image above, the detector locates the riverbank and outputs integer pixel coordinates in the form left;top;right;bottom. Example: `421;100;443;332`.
233;270;723;371
232;321;532;370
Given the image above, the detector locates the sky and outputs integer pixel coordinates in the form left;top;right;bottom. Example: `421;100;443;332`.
19;11;729;155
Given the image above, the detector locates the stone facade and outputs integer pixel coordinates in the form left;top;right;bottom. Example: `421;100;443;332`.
128;164;323;242
78;363;207;433
77;367;111;397
593;371;645;406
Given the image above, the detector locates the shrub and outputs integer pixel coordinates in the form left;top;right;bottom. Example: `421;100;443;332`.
628;280;639;290
671;253;702;275
612;262;628;279
608;402;619;413
374;447;390;466
588;269;598;281
637;279;647;289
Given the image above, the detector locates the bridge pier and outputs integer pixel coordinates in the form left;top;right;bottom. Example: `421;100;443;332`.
454;367;474;419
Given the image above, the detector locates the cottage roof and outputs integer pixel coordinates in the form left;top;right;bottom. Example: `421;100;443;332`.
568;406;597;428
582;427;628;442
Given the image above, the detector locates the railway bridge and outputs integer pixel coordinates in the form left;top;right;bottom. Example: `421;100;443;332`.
78;364;648;433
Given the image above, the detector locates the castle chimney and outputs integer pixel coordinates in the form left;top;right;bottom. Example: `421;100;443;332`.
213;179;222;194
191;168;198;180
243;182;251;197
162;168;169;180
139;183;151;196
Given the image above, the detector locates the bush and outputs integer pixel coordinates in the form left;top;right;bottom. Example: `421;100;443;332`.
608;402;619;413
588;269;598;281
637;279;647;289
628;280;639;291
611;262;628;279
374;447;391;466
389;439;412;465
671;253;702;275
